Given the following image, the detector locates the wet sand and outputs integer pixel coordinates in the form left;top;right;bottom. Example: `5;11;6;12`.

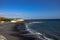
0;22;23;40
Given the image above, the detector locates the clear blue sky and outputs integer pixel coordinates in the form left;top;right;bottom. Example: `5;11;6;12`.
0;0;60;19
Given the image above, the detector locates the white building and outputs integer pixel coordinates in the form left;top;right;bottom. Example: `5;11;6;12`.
11;18;24;23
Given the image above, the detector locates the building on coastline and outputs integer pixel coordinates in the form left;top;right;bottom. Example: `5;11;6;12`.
0;16;24;23
11;18;24;23
0;16;6;23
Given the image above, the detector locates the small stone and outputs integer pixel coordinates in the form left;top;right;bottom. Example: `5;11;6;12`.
0;35;7;40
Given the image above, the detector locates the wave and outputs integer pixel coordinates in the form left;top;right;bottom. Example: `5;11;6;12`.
29;22;43;24
19;24;53;40
17;23;54;40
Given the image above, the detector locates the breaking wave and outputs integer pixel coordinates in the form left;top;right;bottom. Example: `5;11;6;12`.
17;22;54;40
26;23;54;40
29;22;43;24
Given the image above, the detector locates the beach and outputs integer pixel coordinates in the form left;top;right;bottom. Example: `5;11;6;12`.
0;22;22;40
0;20;60;40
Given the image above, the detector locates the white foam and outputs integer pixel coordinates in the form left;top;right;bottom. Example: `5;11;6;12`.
25;23;54;40
25;23;33;33
29;22;43;24
44;37;54;40
32;22;43;23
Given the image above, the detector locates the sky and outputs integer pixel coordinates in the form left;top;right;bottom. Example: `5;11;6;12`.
0;0;60;19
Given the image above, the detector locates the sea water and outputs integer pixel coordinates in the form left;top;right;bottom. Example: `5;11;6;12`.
28;20;60;40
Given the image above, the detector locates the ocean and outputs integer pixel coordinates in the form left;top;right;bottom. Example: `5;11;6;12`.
27;19;60;40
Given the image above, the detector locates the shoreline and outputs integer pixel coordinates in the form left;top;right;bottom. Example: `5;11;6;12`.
0;22;23;40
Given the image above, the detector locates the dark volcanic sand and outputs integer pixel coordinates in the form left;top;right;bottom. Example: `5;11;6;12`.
0;22;23;40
